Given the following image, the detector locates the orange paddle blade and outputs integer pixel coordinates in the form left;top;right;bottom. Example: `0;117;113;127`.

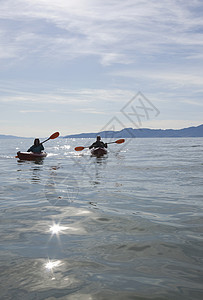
75;146;85;151
115;139;125;144
50;132;60;139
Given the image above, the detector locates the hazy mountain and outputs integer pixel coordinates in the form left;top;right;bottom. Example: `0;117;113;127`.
0;134;22;139
1;124;202;139
63;124;203;138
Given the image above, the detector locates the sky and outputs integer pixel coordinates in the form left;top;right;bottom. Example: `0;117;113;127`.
0;0;203;137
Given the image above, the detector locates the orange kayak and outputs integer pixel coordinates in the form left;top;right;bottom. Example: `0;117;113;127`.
16;151;47;161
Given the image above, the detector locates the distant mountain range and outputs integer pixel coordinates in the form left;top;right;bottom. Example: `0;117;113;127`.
64;124;203;138
1;124;202;139
0;134;22;139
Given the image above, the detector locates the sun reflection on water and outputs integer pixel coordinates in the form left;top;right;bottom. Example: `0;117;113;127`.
44;259;62;280
49;222;67;235
45;259;61;271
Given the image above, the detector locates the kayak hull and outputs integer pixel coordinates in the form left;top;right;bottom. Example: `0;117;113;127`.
16;151;47;161
91;147;107;157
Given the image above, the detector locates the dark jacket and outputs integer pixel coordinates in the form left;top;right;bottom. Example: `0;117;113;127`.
27;144;44;153
89;141;107;149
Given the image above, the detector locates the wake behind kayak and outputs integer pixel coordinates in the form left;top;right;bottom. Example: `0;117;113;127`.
91;147;107;157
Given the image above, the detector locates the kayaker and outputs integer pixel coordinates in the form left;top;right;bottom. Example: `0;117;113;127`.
27;138;44;153
89;136;107;149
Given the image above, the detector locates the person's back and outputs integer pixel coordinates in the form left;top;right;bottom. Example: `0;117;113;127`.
27;138;44;153
89;136;107;149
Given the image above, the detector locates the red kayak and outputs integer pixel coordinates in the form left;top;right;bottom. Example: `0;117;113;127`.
16;151;47;161
91;147;107;157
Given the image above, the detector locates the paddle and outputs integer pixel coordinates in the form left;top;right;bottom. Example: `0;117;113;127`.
16;132;59;158
74;138;125;151
15;132;60;157
41;132;60;144
106;138;125;145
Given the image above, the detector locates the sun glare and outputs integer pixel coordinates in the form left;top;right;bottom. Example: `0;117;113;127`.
49;222;67;235
45;260;61;271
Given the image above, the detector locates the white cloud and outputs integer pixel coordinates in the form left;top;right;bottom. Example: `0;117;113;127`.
19;110;45;113
74;107;106;114
141;119;203;130
0;0;202;65
0;0;202;135
181;99;203;107
0;85;133;105
112;69;203;87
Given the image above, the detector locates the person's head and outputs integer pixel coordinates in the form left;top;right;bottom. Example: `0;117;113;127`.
34;138;40;146
96;135;101;141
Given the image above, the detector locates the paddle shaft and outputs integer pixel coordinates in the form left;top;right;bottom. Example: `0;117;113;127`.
41;138;50;144
75;138;125;151
106;139;125;145
107;141;119;144
41;132;59;144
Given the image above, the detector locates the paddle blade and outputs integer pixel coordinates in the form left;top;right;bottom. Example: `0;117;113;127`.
115;139;125;144
50;132;60;139
75;146;85;151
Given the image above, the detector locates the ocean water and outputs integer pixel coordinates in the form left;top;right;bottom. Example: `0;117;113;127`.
0;137;202;300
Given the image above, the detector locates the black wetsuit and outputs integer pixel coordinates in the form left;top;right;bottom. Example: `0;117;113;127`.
89;141;107;149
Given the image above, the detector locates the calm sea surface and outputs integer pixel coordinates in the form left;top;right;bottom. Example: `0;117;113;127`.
0;138;202;300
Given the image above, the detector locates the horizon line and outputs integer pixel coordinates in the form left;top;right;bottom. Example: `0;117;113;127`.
1;123;202;139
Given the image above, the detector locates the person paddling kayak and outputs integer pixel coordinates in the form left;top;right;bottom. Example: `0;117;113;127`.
89;136;108;157
16;132;59;161
27;138;44;153
89;136;108;150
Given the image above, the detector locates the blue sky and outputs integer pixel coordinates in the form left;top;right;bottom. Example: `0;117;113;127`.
0;0;202;137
